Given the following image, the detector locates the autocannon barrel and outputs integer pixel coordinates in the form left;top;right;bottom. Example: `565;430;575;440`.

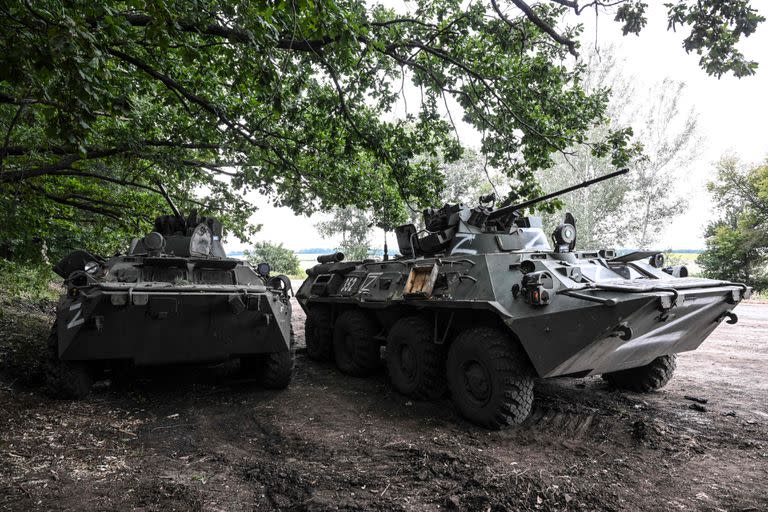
487;168;629;220
317;252;345;264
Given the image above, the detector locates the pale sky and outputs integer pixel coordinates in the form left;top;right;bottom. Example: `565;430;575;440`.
226;2;768;254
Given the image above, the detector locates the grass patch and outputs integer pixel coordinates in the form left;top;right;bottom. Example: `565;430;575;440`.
0;258;61;302
0;294;53;386
0;259;59;386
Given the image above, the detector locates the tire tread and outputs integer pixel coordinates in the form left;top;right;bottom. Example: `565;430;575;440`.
386;316;446;400
333;309;380;377
305;307;333;361
603;355;677;392
45;322;93;399
447;327;534;429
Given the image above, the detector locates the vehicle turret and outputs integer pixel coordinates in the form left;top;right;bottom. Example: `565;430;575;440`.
128;212;227;258
394;168;628;258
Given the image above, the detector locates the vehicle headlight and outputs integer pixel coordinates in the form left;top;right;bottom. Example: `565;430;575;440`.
84;261;100;275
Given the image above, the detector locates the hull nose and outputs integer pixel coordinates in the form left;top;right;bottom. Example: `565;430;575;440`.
57;291;292;364
551;291;736;376
511;284;742;378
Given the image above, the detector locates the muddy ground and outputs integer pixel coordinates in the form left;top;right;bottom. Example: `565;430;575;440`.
0;299;766;511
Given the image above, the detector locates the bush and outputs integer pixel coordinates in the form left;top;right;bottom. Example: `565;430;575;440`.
697;158;768;291
0;295;53;386
0;258;61;302
244;242;301;276
0;260;58;386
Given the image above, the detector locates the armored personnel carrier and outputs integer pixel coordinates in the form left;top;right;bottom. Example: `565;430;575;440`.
47;205;294;398
296;169;749;428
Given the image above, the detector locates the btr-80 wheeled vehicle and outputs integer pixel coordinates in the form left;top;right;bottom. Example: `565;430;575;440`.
297;169;749;428
47;207;294;398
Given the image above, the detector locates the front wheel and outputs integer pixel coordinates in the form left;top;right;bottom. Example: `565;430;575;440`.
45;324;93;399
446;327;534;429
333;309;380;377
602;355;677;392
259;351;295;389
305;307;333;362
241;351;295;389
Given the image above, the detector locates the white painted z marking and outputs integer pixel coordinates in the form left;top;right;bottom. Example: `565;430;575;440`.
524;230;547;249
67;302;85;329
450;234;477;255
359;273;382;293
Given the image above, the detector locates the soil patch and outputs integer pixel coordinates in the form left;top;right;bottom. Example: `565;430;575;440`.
1;300;766;511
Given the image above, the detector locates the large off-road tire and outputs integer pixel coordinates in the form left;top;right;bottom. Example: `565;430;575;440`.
45;323;93;399
258;350;295;389
305;307;333;361
333;309;380;377
386;316;446;400
446;327;534;429
241;329;296;389
602;355;677;393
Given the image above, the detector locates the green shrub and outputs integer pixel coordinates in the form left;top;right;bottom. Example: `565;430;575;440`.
244;242;302;276
0;259;61;302
0;296;52;386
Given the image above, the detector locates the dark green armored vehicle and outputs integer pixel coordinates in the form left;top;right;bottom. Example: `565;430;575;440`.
47;210;294;398
296;170;749;428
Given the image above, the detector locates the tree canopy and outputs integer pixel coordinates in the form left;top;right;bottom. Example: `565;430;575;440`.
697;157;768;291
244;241;302;276
0;0;763;262
316;207;373;261
537;47;697;250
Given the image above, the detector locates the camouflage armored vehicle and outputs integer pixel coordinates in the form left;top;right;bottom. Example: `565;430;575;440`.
296;169;749;428
47;207;294;398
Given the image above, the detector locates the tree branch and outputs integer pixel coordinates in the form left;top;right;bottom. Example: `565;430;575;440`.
119;13;338;52
1;140;220;158
107;47;271;151
0;104;25;173
25;183;125;220
505;0;579;56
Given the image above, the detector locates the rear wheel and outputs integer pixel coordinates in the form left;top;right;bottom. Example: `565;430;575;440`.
333;309;380;377
446;327;534;429
386;316;446;400
602;355;677;392
305;307;333;361
45;323;93;399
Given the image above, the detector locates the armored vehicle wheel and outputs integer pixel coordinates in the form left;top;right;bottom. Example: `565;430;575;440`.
305;306;333;361
386;316;446;400
333;309;380;377
241;351;295;389
241;327;295;389
45;324;93;399
446;327;534;429
260;350;295;389
602;355;677;392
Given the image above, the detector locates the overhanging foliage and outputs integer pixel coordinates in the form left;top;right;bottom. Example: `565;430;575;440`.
0;1;762;262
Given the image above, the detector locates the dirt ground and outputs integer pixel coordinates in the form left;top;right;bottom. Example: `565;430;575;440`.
1;299;766;512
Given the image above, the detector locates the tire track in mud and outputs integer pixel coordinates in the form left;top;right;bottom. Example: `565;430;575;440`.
182;399;615;511
521;406;599;440
234;423;612;512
